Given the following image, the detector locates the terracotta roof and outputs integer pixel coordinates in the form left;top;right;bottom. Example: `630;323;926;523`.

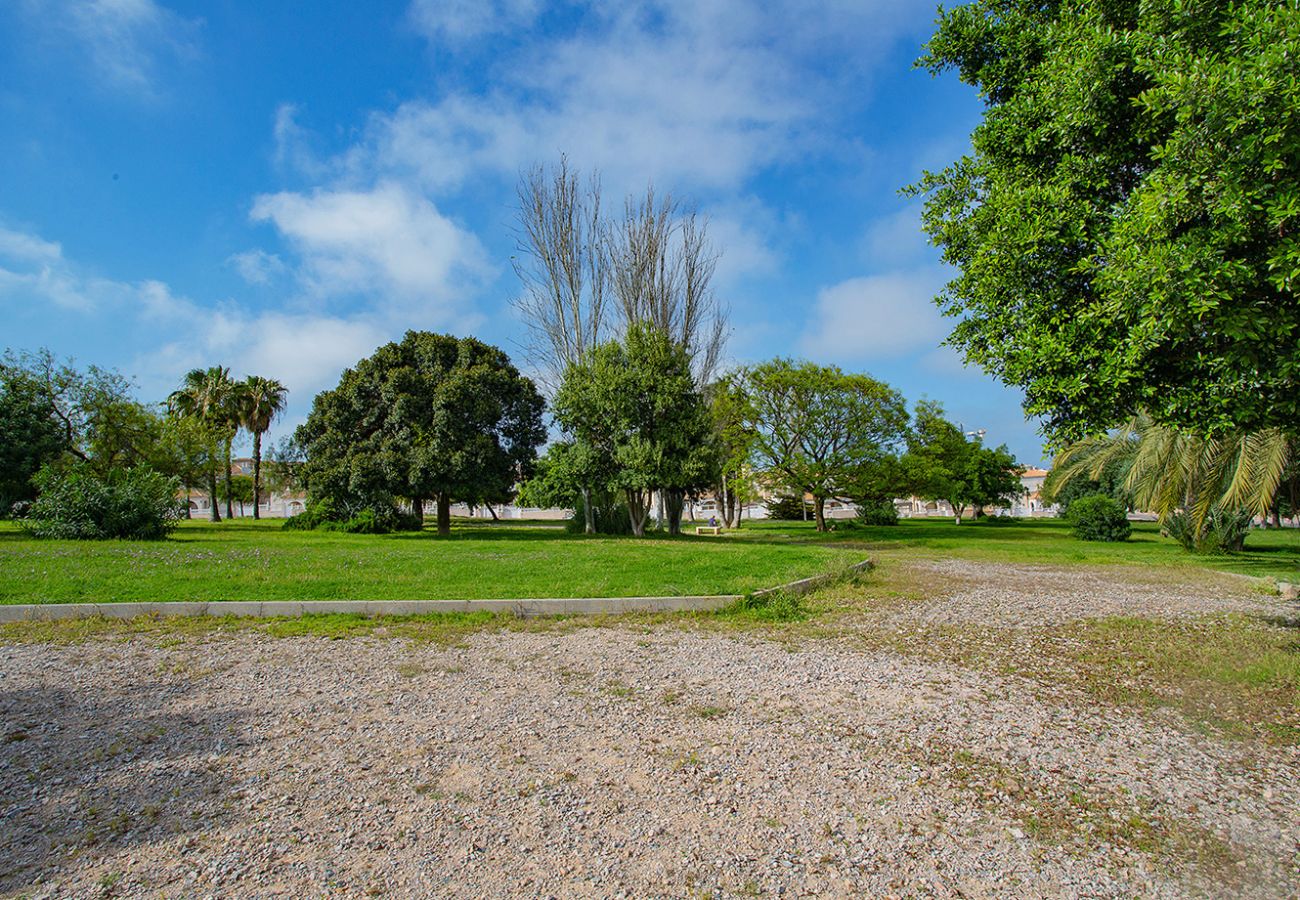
1021;467;1049;477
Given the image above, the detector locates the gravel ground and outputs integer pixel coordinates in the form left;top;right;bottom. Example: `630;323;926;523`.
885;559;1281;626
1;564;1297;899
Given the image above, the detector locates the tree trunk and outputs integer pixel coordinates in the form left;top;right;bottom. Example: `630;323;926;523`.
487;504;499;522
1271;507;1282;529
208;466;221;522
580;486;596;534
224;437;234;520
655;490;665;532
813;495;826;532
437;493;451;537
626;489;649;537
666;489;685;536
252;431;262;520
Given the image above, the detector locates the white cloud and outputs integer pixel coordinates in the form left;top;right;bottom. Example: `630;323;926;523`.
408;0;542;42
798;270;949;361
317;1;931;195
860;202;936;268
21;0;200;96
0;226;62;263
249;181;490;315
227;249;287;285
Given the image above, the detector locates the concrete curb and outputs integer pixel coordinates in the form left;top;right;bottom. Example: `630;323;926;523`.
0;558;873;623
750;558;875;600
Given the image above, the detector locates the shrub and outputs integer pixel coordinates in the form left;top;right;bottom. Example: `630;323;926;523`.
855;499;899;526
22;464;182;540
1066;494;1131;542
282;498;336;531
1163;507;1251;554
284;498;422;534
766;495;813;521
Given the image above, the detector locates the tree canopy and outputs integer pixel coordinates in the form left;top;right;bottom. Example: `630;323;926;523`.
915;0;1300;442
295;331;545;535
903;401;1022;521
735;359;909;531
553;324;716;536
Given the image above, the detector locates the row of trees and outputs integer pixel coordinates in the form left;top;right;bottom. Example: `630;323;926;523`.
167;367;288;521
0;350;289;528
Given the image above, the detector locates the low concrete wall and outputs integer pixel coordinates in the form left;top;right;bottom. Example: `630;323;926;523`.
0;558;873;623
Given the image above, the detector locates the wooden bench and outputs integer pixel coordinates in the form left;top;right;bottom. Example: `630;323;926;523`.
695;525;722;535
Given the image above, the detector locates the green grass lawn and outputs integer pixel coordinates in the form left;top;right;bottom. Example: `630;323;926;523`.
731;516;1300;581
0;518;864;604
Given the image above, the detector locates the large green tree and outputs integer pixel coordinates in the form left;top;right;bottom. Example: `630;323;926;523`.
554;325;716;536
903;401;1022;521
735;359;909;532
296;332;545;536
0;366;65;514
915;1;1300;442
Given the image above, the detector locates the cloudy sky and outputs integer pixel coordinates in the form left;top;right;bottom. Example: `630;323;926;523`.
0;0;1046;462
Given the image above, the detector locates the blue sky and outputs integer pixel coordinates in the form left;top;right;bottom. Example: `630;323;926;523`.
0;0;1047;463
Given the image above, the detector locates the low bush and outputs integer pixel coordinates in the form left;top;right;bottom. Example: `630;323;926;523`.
855;500;899;526
1163;507;1251;554
1067;494;1131;542
22;464;182;540
283;498;421;534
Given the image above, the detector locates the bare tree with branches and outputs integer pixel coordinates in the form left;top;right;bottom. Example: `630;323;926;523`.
605;188;727;387
511;156;609;394
513;158;730;532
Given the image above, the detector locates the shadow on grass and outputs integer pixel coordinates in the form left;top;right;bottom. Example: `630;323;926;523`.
0;684;243;894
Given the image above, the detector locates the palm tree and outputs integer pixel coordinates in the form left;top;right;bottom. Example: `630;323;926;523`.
1045;413;1294;536
238;375;288;519
168;366;235;522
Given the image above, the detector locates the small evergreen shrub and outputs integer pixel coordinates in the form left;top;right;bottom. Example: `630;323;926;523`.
855;499;899;526
1066;494;1131;542
766;495;813;520
22;464;182;540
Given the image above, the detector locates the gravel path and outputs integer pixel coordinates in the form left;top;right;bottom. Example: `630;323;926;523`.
1;564;1297;899
885;559;1281;626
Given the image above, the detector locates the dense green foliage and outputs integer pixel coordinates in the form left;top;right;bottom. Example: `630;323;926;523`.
736;359;908;531
855;499;900;527
1066;494;1132;543
0;366;65;515
554;325;716;536
21;464;181;540
916;1;1300;441
296;331;545;536
903;401;1023;520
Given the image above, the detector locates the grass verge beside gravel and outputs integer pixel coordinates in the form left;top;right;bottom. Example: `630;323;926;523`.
854;612;1300;746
